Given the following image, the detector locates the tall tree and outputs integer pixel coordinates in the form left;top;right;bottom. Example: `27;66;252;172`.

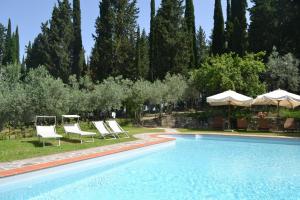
135;28;149;79
134;26;141;79
149;0;155;81
249;0;300;59
0;23;6;65
111;0;139;78
90;0;138;80
196;26;209;64
248;0;277;55
90;0;114;80
226;0;231;22
48;0;74;82
2;19;13;65
225;0;233;51
15;26;20;64
230;0;247;55
153;0;190;79
185;0;197;68
72;0;85;79
25;23;51;69
211;0;225;55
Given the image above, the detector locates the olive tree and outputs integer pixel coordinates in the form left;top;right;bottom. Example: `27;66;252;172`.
266;48;300;92
24;66;69;119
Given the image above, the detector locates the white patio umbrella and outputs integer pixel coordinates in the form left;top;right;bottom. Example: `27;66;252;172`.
252;89;300;116
207;90;253;129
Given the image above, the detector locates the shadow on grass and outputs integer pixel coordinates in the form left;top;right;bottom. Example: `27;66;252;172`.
24;140;54;147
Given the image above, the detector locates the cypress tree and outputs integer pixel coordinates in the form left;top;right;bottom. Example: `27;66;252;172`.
185;0;197;68
25;23;51;69
135;28;149;79
196;26;209;64
230;0;247;55
153;0;190;79
211;0;225;55
140;29;149;79
48;0;74;82
248;0;277;54
3;19;13;65
0;23;5;65
90;0;114;81
72;0;85;79
149;0;155;81
11;32;17;63
15;26;20;64
111;0;138;78
226;0;231;22
134;26;141;79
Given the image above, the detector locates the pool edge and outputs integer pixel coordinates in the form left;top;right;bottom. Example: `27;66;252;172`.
0;134;175;178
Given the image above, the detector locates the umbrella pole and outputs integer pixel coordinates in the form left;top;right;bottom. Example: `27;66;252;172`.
277;101;280;131
228;104;231;129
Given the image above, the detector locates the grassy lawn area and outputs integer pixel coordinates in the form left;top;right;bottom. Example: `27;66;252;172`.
177;128;300;137
0;123;163;162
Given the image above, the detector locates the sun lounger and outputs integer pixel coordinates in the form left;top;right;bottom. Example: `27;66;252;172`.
36;125;62;147
106;120;129;138
93;121;117;139
63;123;96;144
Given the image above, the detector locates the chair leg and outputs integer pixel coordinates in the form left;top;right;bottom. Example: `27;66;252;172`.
58;138;61;146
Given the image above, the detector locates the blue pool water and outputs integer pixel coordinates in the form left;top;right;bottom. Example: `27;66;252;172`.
1;135;300;200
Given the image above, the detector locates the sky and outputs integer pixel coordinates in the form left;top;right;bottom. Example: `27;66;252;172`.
0;0;252;58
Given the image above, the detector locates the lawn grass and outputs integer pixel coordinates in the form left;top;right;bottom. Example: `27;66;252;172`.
177;128;300;137
0;123;163;162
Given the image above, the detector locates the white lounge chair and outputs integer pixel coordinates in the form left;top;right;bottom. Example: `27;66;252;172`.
62;115;96;144
93;121;117;139
35;116;62;147
63;123;96;144
106;120;129;138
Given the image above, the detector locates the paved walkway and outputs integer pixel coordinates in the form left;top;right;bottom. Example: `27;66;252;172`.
0;132;175;177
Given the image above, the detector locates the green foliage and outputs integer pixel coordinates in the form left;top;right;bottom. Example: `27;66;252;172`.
196;26;209;64
149;0;156;81
90;0;114;81
228;0;247;55
24;66;69;118
152;0;190;79
163;73;188;104
211;0;225;55
72;0;85;79
92;76;131;112
2;19;18;65
266;48;300;92
90;0;138;80
0;23;5;65
135;28;149;79
48;0;74;82
248;0;277;55
185;0;197;68
25;24;51;69
249;0;300;58
280;109;300;119
191;52;266;97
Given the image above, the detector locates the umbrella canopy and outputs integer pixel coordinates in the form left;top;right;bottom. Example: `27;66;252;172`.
207;90;253;107
207;90;253;130
252;89;300;109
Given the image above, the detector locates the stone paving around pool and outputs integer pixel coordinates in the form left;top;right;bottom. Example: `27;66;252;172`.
0;131;177;177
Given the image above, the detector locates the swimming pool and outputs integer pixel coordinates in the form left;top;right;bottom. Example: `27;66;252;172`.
1;135;300;200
